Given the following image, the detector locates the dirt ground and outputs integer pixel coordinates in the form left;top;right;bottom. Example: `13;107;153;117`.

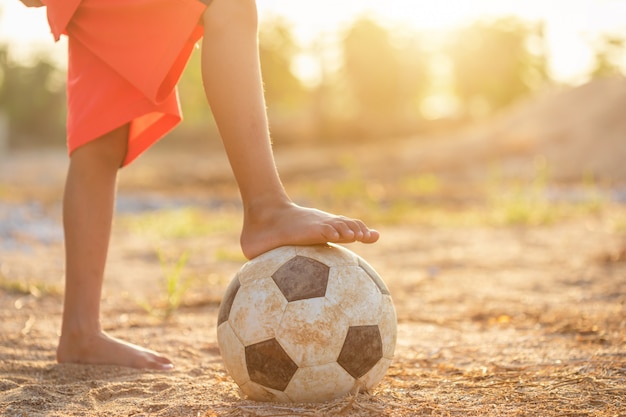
0;143;625;416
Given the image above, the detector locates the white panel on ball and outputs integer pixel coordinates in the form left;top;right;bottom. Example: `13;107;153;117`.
285;363;356;402
228;277;288;345
276;298;349;367
325;265;384;326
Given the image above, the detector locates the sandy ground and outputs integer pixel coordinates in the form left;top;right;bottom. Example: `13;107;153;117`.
1;146;625;416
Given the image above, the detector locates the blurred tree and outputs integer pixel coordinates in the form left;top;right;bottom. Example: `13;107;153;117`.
259;17;307;112
341;17;429;139
175;46;217;146
178;48;208;125
0;45;66;147
257;17;310;144
590;35;625;78
448;18;549;119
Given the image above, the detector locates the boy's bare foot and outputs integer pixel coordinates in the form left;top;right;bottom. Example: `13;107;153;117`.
57;331;174;371
240;200;380;259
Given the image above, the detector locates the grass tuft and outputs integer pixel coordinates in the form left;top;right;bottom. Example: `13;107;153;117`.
137;249;194;321
0;273;61;297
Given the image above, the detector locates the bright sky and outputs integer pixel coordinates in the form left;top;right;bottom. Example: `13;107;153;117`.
1;0;626;84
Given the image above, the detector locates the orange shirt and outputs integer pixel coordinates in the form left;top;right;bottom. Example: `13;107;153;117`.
44;0;82;41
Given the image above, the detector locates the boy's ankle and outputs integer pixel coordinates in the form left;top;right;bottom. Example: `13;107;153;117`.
243;194;292;220
59;318;102;340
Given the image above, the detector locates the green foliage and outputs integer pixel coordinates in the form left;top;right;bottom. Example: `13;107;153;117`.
613;213;626;234
485;158;556;226
401;174;441;196
259;17;307;111
580;171;609;213
341;18;429;137
120;207;238;238
0;273;61;297
482;160;610;227
291;153;613;229
177;47;213;129
448;17;549;118
590;35;625;78
487;184;555;226
0;45;66;147
137;249;193;321
214;247;247;262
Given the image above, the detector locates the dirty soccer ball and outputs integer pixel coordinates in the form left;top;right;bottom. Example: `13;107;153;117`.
216;243;397;403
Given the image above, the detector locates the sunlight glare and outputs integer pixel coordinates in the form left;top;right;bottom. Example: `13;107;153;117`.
0;0;66;65
2;0;626;82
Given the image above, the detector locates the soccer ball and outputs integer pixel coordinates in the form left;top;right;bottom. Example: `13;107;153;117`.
216;243;397;403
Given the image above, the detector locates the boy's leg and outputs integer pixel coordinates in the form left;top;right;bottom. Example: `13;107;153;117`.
56;125;173;370
201;0;379;259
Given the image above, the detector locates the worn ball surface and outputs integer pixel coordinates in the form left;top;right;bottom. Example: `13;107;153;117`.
216;243;397;403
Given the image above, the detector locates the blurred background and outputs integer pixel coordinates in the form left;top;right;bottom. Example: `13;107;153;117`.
0;0;625;183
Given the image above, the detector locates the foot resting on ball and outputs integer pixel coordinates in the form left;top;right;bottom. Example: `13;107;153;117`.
240;200;380;259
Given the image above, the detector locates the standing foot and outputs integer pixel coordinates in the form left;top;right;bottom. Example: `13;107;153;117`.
57;330;174;371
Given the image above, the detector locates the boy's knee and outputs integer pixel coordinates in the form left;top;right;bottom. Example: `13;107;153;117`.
203;0;258;34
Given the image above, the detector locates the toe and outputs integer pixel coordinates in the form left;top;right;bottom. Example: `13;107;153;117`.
352;219;370;240
333;220;356;241
146;355;174;371
365;228;380;243
320;223;341;241
155;362;174;371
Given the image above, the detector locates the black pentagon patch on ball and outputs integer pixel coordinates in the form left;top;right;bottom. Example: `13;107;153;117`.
272;256;330;301
217;277;241;326
358;258;390;295
337;325;383;379
245;338;298;391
